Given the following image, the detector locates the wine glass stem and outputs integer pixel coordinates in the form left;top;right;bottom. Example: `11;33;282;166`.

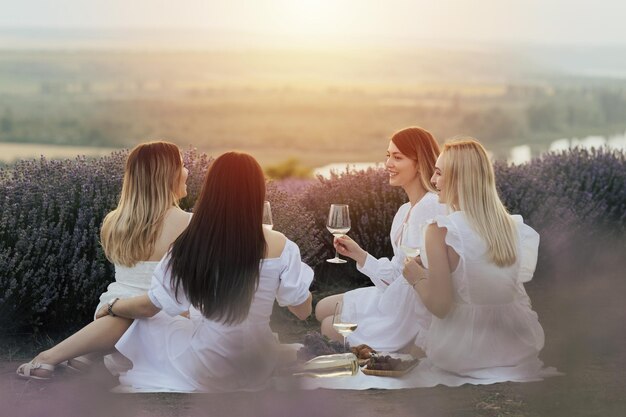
335;248;340;260
343;336;347;351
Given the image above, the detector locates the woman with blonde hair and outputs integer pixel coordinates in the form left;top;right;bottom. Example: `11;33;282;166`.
315;126;446;353
403;138;549;381
17;140;192;378
17;151;313;392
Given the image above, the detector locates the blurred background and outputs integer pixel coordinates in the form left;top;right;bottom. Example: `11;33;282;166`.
1;0;626;176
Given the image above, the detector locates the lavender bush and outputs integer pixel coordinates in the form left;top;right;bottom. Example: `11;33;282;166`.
0;154;124;334
495;147;626;264
0;147;624;334
180;147;214;209
266;183;325;266
299;168;407;288
0;149;209;335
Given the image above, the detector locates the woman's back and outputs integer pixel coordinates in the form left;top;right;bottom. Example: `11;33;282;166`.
96;207;191;316
146;207;192;261
440;212;535;306
117;233;313;392
422;212;545;378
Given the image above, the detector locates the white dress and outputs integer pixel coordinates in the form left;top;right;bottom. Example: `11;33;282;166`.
95;262;158;318
94;262;159;375
114;239;313;393
421;212;547;380
342;192;446;351
95;213;193;374
96;213;194;315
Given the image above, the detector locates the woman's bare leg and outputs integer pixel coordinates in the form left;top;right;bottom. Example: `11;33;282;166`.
320;316;343;343
314;294;344;322
26;316;132;377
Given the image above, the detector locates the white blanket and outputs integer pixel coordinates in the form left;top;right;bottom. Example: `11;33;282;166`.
111;343;561;393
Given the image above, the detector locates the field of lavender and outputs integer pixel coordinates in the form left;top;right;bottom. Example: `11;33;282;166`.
0;147;625;336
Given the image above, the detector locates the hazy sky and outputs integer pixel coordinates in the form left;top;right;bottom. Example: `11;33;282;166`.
1;0;625;46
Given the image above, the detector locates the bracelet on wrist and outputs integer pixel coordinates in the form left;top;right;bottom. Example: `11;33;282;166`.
107;297;120;317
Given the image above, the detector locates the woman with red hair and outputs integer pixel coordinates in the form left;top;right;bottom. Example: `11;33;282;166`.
315;126;446;354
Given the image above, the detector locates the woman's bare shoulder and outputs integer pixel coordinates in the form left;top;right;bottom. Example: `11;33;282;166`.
264;229;287;258
164;207;192;227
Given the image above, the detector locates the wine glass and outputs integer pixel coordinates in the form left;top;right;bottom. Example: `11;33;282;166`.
399;222;420;259
332;301;358;351
326;204;350;264
262;201;273;230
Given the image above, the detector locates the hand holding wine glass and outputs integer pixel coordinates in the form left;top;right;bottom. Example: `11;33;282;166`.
399;222;420;260
326;204;350;264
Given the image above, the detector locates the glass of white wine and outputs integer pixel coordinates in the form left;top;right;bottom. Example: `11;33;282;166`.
263;201;273;230
332;301;358;351
399;221;420;259
326;204;350;264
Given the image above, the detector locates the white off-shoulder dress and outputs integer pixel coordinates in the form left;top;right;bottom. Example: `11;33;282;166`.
94;213;193;375
342;192;446;351
95;262;159;375
421;212;547;380
95;262;158;318
114;239;313;393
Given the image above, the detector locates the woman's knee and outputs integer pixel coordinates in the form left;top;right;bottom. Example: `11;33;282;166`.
314;294;342;322
320;316;333;338
314;298;329;322
320;316;342;343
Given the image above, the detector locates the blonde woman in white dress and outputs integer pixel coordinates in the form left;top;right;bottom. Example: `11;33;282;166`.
315;127;446;353
17;140;191;378
403;138;549;382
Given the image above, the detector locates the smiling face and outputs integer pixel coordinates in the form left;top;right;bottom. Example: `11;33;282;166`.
431;154;446;204
385;140;419;189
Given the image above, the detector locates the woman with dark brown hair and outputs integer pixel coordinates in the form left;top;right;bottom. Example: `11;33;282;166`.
18;151;313;392
315;127;446;354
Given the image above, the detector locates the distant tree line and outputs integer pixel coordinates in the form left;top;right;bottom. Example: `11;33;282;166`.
0;85;625;157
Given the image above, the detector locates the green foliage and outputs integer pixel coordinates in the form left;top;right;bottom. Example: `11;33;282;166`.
265;158;312;179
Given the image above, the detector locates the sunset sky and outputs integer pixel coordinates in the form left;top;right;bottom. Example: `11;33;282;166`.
1;0;625;47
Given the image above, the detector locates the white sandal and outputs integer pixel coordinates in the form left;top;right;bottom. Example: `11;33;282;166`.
16;360;56;380
60;356;93;373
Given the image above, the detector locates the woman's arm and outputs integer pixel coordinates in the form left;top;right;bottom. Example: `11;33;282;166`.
335;235;400;289
334;235;368;266
96;294;161;320
403;224;454;319
287;292;313;320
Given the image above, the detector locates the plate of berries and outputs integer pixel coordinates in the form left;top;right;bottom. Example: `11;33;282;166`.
361;354;419;377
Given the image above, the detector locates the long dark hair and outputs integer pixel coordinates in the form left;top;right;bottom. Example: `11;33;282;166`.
169;151;267;325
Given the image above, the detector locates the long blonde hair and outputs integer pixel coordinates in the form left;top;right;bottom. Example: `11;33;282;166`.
440;138;517;267
101;141;183;266
390;126;440;193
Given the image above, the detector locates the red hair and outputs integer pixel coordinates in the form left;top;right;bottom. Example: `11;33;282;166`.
390;126;440;193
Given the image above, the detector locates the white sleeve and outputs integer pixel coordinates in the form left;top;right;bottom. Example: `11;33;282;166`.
357;251;403;289
513;216;540;283
275;240;314;307
147;253;191;316
357;203;424;289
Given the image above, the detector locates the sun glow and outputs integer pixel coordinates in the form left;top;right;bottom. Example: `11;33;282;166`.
267;0;350;39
